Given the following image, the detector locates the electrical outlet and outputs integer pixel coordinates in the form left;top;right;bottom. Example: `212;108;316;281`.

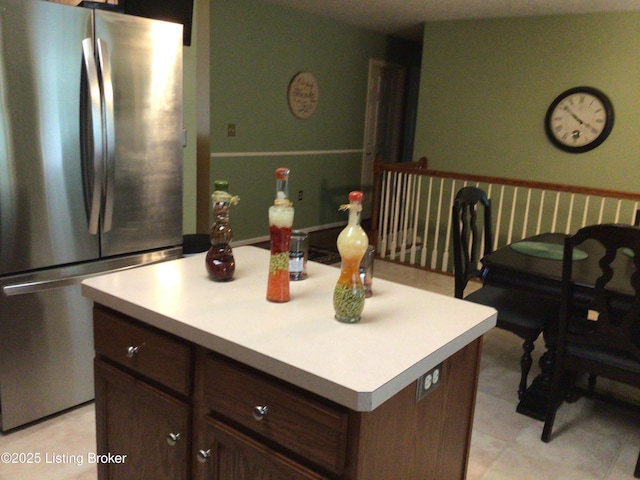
298;190;303;201
226;124;236;137
416;363;442;402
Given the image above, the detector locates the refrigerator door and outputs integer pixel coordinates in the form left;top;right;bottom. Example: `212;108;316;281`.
0;281;95;431
95;11;183;257
0;247;181;431
0;1;99;276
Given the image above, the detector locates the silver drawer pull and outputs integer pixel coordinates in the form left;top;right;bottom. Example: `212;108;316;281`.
166;432;181;446
252;405;269;421
197;449;211;463
126;345;140;358
126;344;144;358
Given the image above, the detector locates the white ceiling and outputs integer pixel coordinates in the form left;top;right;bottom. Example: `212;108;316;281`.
261;0;640;40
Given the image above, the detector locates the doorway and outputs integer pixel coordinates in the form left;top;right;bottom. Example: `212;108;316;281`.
361;59;406;217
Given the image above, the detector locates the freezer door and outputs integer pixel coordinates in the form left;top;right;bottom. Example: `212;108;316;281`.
95;11;183;257
0;1;99;276
0;282;94;431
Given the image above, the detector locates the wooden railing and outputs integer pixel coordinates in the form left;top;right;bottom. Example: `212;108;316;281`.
370;157;640;274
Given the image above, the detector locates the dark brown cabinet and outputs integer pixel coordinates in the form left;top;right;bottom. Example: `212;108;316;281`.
93;305;194;479
94;360;191;479
93;304;483;480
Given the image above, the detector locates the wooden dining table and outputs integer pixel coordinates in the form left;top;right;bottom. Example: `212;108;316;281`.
479;231;636;420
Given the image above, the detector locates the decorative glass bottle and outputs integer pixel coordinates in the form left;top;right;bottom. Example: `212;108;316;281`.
333;191;369;323
205;180;239;281
266;168;294;302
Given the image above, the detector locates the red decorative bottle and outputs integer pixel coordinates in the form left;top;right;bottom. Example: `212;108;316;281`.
266;168;294;302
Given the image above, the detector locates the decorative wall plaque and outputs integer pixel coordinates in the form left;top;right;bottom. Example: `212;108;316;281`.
287;72;319;119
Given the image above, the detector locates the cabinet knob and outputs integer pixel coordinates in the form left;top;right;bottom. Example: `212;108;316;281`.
252;405;269;421
166;432;181;446
197;449;211;463
126;345;141;358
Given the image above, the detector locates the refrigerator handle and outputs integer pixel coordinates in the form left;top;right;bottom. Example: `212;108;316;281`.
3;274;98;296
96;38;115;233
81;38;104;236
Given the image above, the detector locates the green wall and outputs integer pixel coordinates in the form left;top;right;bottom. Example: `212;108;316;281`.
207;0;388;241
415;12;640;192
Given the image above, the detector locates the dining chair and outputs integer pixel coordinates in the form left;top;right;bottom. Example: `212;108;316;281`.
540;223;640;477
452;186;560;399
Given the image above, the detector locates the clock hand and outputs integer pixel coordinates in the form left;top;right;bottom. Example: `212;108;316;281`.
562;106;584;125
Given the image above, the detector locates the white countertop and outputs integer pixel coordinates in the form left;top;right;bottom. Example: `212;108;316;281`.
81;246;496;411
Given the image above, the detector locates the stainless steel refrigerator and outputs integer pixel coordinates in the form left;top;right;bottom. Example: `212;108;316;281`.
0;0;183;431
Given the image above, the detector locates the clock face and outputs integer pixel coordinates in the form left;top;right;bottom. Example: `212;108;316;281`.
545;87;614;153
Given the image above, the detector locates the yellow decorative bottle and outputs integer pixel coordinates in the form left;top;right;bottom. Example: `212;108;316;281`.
333;191;369;323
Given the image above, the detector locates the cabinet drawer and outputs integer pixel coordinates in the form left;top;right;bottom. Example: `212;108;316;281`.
197;416;330;480
200;354;349;475
93;306;192;396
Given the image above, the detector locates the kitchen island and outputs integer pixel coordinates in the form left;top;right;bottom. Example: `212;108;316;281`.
82;246;496;479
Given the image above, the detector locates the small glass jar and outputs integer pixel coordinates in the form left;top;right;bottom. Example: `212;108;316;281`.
360;245;375;298
289;230;308;281
333;191;369;323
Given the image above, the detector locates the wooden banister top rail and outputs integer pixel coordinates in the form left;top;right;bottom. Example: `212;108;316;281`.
373;156;428;174
373;156;640;202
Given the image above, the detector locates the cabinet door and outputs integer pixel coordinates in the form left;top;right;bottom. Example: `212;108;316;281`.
194;416;329;480
94;360;190;480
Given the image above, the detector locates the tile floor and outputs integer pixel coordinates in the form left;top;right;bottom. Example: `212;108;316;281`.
1;260;640;479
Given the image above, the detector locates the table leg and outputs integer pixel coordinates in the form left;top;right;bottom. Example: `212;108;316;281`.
516;327;556;421
516;348;555;420
515;307;587;420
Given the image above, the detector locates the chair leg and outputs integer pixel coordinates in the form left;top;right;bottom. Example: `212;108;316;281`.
542;353;567;442
518;339;535;399
635;448;640;478
541;379;561;442
587;374;597;397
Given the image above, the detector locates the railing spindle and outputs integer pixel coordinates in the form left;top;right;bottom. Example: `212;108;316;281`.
493;185;505;251
566;193;575;234
598;197;605;224
420;177;433;267
507;186;518;244
536;190;545;235
409;176;422;264
582;196;590;228
522;189;532;239
441;179;456;271
551;191;560;232
431;178;445;269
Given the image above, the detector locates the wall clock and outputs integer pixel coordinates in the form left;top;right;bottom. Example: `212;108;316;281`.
544;86;614;153
287;72;319;119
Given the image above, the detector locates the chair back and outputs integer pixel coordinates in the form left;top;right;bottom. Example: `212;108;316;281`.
452;187;492;299
560;224;640;372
